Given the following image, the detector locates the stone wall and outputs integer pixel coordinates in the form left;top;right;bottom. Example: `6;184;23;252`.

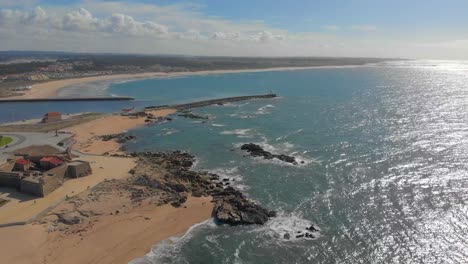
0;172;21;189
20;178;43;197
41;165;67;196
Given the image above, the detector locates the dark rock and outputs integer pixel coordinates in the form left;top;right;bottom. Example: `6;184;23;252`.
267;210;277;217
57;213;81;225
296;234;304;239
283;233;291;239
240;143;297;164
178;113;209;119
171;201;182;207
212;187;274;225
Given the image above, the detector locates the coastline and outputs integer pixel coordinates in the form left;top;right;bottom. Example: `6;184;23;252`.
7;65;363;100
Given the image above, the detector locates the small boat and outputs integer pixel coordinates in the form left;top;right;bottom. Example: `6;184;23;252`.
121;106;135;113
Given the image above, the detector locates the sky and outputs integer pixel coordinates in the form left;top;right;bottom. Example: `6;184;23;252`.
1;0;468;59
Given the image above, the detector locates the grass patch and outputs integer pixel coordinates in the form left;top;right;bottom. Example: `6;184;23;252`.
0;136;13;147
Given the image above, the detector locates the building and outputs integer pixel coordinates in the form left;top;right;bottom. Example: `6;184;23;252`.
40;156;64;170
14;159;30;171
42;112;62;123
67;161;92;178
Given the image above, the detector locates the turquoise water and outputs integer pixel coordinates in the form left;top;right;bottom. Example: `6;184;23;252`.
112;61;468;263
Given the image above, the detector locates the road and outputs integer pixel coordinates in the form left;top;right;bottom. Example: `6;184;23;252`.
0;132;71;162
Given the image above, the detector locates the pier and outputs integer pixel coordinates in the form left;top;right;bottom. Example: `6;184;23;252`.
0;96;134;103
145;93;277;110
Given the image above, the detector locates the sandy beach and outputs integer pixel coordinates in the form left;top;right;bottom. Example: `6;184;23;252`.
0;196;213;264
5;66;359;100
67;108;176;155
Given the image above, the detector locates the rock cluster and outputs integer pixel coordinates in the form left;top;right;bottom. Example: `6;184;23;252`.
100;133;136;144
241;143;299;165
45;151;277;230
128;151;276;225
212;186;276;225
178;112;209;119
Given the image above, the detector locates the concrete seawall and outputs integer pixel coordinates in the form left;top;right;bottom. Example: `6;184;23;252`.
145;94;277;111
0;96;134;103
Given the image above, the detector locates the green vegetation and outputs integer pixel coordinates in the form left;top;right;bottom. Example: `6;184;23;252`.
0;136;13;147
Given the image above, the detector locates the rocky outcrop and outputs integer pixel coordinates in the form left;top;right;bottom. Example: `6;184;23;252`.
178;112;209;119
100;133;136;144
212;186;276;225
128;151;276;226
241;143;298;165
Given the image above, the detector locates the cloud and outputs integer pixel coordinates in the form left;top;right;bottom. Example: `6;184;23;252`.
210;31;240;40
0;6;47;25
0;6;169;37
351;25;377;31
252;31;285;42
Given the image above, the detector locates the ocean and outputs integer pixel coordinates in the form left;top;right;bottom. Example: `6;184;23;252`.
4;60;468;263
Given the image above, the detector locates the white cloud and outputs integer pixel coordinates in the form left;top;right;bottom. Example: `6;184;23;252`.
351;25;377;31
0;6;169;37
210;31;240;40
252;31;285;42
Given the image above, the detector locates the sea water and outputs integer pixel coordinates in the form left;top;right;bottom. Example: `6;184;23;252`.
5;61;468;263
118;61;468;264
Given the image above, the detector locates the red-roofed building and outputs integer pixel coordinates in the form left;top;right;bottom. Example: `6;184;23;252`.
14;159;30;171
42;112;62;123
40;156;63;170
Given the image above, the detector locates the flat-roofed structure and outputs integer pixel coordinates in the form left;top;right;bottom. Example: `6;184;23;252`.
67;160;92;178
42;112;62;123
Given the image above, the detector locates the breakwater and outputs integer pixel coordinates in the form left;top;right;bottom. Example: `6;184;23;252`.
0;96;134;103
145;94;276;111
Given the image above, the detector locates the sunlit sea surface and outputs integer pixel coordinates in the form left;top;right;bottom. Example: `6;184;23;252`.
4;60;468;263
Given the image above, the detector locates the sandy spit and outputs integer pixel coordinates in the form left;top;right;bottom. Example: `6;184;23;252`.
67;108;176;155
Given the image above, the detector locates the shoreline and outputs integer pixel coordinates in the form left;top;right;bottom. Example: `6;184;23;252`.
6;65;364;100
0;196;214;264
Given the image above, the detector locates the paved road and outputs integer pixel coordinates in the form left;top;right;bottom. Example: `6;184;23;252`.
0;132;72;162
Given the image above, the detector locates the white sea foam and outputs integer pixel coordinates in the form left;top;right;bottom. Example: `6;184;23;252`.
256;104;275;115
221;128;254;138
208;166;249;191
160;128;180;136
275;129;304;141
211;123;226;127
253;213;320;242
130;219;217;264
